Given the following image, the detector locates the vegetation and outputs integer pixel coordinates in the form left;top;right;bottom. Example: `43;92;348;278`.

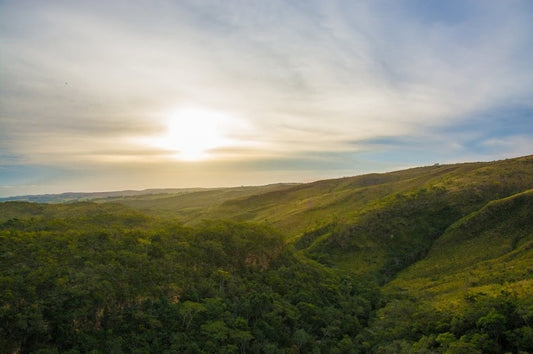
1;155;533;352
0;206;377;353
371;189;533;353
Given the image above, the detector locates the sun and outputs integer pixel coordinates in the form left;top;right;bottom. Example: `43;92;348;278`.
155;107;236;161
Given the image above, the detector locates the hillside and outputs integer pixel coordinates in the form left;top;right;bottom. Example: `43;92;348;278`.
368;188;533;352
386;188;533;306
95;184;299;221
103;156;533;237
1;155;533;352
101;155;533;282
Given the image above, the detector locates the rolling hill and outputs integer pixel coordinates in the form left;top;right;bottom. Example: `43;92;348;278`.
99;156;533;236
1;154;532;352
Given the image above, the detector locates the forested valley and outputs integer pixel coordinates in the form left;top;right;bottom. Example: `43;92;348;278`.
1;155;533;353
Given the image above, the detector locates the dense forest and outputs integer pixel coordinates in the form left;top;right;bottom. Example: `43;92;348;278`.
1;155;533;353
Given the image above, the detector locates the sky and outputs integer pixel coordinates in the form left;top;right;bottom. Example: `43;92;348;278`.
1;0;533;197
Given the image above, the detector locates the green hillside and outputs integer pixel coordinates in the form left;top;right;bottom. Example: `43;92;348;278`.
386;189;533;307
369;189;533;352
1;155;533;353
107;156;533;239
98;184;298;221
104;155;533;282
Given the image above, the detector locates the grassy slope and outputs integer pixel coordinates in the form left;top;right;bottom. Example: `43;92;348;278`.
384;188;533;310
112;155;532;280
308;156;533;278
95;184;299;221
105;156;533;240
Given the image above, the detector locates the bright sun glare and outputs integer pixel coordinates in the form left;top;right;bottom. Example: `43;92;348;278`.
154;107;237;161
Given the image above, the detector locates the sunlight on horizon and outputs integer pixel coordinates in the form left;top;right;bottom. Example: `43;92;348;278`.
149;107;248;161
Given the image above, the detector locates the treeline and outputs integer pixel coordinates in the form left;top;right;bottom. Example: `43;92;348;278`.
0;208;378;353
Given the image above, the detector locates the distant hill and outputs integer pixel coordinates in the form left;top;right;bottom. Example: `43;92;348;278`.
0;188;201;203
0;184;297;204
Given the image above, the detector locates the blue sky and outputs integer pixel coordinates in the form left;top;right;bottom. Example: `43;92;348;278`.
1;0;532;197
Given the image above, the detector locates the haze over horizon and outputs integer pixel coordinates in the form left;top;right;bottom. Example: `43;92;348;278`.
1;0;533;198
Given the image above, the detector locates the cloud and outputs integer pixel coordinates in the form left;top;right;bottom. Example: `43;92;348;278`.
0;0;532;195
